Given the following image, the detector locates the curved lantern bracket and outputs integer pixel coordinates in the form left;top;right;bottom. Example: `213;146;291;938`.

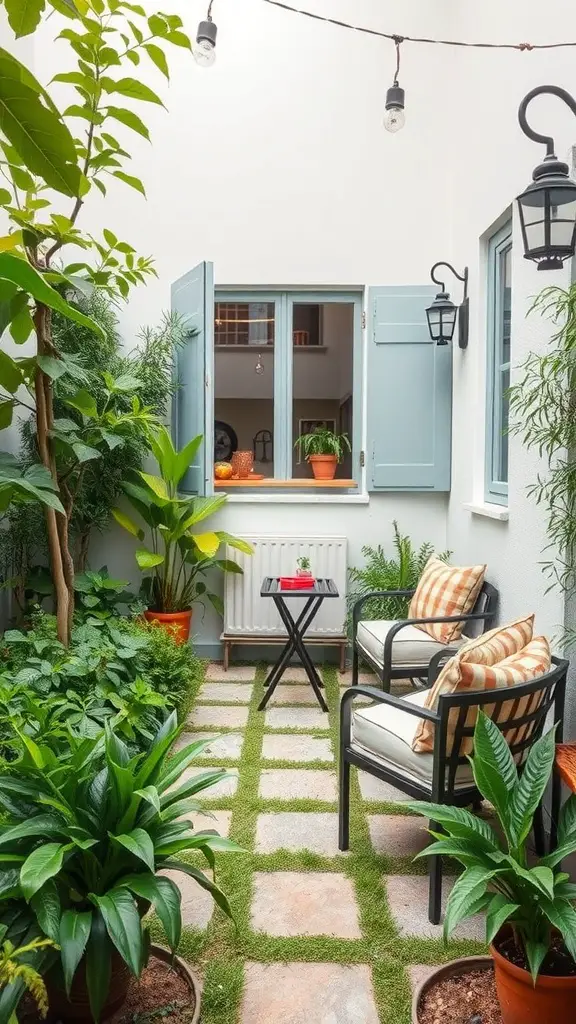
518;85;576;158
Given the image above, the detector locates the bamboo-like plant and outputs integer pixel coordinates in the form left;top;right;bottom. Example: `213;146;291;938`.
113;426;253;614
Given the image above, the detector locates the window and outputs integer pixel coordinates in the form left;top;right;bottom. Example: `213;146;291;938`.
485;222;511;505
212;291;361;488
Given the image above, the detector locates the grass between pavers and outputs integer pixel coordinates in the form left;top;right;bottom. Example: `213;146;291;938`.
164;662;486;1024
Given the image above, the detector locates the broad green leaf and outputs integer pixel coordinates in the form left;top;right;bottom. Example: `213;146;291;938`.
193;531;220;557
540;897;576;962
139;472;168;500
0;190;12;206
63;388;98;417
136;548;164;569
59;909;92;995
31;881;61;941
485;893;520;945
471;754;510;830
112;507;144;540
86;911;111;1024
557;793;576;847
134;786;160;814
208;592;224;616
37;354;67;380
0;48;82;196
0;814;65;848
165;30;191;49
72;441;101;463
160;768;231;806
112;170;146;195
92;889;143;977
20;842;68;899
0;401;14;429
409;802;501;848
105;77;164;105
5;0;44;37
9;303;33;343
112;828;154;871
144;43;169;79
509;727;556;847
173;434;203;485
164;860;233;920
0;351;22;393
0;253;104;337
530;865;555;899
106;106;150;139
216;531;254;555
443;865;494;940
525;940;549;984
119;873;181;950
473;712;517;792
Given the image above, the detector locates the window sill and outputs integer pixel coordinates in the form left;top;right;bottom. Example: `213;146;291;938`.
214;478;358;489
463;501;509;522
214;344;327;352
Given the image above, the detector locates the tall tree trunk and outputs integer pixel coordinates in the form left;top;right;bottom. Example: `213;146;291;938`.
34;303;72;645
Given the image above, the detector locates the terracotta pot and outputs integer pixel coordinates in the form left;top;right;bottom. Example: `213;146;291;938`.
151;945;203;1024
144;608;192;644
491;929;576;1024
308;454;338;480
412;956;493;1023
46;949;130;1023
231;450;254;479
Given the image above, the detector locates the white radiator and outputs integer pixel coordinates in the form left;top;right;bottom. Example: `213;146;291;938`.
223;535;347;638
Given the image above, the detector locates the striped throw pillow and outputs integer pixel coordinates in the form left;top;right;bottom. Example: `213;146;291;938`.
412;633;550;755
408;557;486;643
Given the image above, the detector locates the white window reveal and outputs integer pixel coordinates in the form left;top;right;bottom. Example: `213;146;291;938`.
485;222;511;505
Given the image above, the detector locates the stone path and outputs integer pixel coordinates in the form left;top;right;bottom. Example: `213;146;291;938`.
168;662;486;1023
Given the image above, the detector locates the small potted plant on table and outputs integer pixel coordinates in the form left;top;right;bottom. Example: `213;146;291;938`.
294;427;351;481
409;712;576;1024
296;556;313;580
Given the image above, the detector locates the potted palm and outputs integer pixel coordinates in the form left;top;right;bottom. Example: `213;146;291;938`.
0;714;242;1022
410;712;576;1024
113;426;253;643
294;427;351;481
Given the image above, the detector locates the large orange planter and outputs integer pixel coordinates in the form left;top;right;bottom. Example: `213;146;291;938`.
308;454;338;480
491;931;576;1024
144;608;192;644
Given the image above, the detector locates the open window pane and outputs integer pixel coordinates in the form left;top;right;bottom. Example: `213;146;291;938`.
485;222;511;503
291;302;354;480
214;302;276;477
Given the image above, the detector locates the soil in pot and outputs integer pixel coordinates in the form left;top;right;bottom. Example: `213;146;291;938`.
418;966;502;1024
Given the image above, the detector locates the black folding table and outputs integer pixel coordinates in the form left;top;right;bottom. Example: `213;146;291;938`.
258;576;339;712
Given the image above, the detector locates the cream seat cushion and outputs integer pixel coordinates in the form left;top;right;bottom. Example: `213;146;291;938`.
357;619;466;668
351;690;474;790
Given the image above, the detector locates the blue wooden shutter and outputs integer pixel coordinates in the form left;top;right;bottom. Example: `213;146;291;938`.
171;261;214;494
367;285;452;491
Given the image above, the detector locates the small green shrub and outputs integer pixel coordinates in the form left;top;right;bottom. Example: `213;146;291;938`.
115;617;204;719
348;521;450;622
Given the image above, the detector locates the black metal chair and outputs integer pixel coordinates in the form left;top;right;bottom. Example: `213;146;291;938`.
339;653;568;924
351;581;499;692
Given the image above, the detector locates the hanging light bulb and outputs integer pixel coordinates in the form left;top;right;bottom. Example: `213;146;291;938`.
383;37;405;133
193;2;217;67
255;353;264;375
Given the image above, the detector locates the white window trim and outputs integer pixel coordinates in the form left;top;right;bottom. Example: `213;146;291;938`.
484;221;512;505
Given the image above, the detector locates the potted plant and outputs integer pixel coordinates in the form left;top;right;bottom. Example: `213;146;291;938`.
0;713;242;1022
294;428;351;481
409;712;576;1024
296;556;313;579
113;426;253;643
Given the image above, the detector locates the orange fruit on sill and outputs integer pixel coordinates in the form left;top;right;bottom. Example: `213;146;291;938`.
214;461;233;480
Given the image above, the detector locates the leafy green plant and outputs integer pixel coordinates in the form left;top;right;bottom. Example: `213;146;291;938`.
114;426;253;614
0;716;242;1022
297;556;311;572
114;617;203;719
348;521;450;621
74;567;141;624
0;2;193;644
294;427;351;461
0;928;54;1024
410;712;576;981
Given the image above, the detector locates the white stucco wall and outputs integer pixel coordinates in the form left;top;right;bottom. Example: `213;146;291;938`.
4;2;576;704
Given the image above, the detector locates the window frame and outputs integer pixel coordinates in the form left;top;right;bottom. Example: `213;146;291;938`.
210;288;363;491
485;222;512;506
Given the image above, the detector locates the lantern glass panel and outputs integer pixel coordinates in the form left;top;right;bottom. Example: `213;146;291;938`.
440;306;457;340
426;307;441;340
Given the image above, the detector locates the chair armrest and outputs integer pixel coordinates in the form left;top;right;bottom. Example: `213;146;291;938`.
340;684;440;748
352;590;416;629
381;611;490;682
428;647;460;685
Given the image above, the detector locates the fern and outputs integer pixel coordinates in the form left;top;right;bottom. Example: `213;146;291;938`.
348;521;450;622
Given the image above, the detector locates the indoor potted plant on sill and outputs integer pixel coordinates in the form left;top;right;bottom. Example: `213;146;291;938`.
0;714;242;1023
294;427;351;481
409;712;576;1024
113;426;253;643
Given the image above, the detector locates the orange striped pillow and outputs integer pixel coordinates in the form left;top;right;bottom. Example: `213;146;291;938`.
408;557;486;643
456;614;534;664
412;634;550;755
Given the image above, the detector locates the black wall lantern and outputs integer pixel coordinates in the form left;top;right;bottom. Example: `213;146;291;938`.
517;86;576;270
425;262;469;348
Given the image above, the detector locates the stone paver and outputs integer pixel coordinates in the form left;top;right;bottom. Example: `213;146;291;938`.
357;771;412;803
177;732;244;760
198;682;253;704
251;872;361;938
367;815;430;857
259;768;338;802
407;965;437;994
160;868;215;929
385;874;484;939
175;766;239;800
189;809;233;838
275;667;312;683
265;707;330;730
271;685;324;705
188;705;249;729
339;669;378;686
241;962;379;1024
206;664;256;681
255;812;343;856
261;734;333;763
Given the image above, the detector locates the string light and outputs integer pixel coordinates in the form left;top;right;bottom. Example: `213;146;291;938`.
261;0;576;52
194;0;217;67
384;37;405;133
